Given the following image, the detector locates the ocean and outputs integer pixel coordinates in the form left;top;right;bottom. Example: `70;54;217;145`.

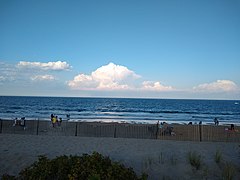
0;96;239;125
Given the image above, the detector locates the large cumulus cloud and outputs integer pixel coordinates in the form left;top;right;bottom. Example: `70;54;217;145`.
68;62;172;91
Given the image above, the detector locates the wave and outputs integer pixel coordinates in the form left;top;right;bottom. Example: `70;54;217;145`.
95;109;196;114
10;106;22;110
5;110;16;114
90;109;240;116
17;108;240;117
1;97;239;125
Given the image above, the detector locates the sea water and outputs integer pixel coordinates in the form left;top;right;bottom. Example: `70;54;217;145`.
0;96;239;125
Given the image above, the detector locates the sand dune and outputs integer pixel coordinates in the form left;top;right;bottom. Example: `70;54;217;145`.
0;134;239;179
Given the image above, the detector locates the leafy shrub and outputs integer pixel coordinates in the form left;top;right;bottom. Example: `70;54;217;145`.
222;162;235;180
187;151;202;170
1;174;15;180
214;149;222;164
2;152;147;180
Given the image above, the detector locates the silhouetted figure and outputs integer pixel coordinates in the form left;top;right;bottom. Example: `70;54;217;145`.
20;117;26;130
66;114;70;120
13;117;26;130
58;117;62;126
214;118;219;125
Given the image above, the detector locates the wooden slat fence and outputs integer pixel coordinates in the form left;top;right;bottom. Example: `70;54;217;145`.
0;119;239;142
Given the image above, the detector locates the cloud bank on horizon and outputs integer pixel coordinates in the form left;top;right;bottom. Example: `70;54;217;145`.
31;74;55;81
67;62;238;93
17;61;71;71
0;60;239;99
193;80;238;92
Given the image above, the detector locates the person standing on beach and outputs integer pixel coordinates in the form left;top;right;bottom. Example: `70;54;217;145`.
66;114;70;120
58;117;62;126
51;114;54;126
214;118;219;125
51;114;57;127
51;114;54;121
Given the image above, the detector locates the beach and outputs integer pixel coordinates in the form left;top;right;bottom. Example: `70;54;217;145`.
1;132;240;179
0;121;240;179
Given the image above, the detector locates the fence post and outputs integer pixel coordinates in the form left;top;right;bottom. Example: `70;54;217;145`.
156;121;159;139
199;124;202;142
36;118;39;135
114;126;117;138
75;122;78;136
0;119;2;134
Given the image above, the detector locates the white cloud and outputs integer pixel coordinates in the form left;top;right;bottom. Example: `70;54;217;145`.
0;76;6;81
68;74;98;90
142;81;173;91
91;62;140;90
0;62;17;81
193;80;238;92
17;61;71;71
68;62;140;90
68;62;172;91
31;75;55;81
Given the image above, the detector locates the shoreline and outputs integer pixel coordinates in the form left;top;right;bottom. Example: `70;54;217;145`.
1;117;239;126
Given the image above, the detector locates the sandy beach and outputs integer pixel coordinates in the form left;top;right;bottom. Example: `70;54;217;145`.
1;120;240;142
1;134;240;179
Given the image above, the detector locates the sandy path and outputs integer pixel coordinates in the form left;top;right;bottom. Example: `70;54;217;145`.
0;134;239;179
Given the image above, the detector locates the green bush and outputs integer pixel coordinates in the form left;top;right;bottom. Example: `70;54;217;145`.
1;174;15;180
187;151;202;170
2;152;147;180
214;149;222;164
222;162;235;180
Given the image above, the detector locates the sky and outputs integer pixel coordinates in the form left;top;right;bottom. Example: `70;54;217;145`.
0;0;240;99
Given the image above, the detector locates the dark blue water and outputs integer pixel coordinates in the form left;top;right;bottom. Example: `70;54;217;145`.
0;96;239;125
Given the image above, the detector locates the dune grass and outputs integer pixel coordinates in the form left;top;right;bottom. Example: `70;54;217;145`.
187;151;202;170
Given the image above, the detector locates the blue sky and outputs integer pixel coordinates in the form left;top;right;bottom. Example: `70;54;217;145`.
0;0;240;99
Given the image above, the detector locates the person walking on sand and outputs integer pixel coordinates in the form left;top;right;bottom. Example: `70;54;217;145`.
66;114;70;120
58;117;62;126
51;114;54;126
214;117;219;125
52;115;57;127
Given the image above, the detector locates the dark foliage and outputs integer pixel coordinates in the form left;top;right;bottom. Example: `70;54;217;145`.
2;152;147;180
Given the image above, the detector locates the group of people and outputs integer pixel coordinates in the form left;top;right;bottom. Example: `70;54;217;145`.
188;118;220;126
12;117;26;130
50;114;62;127
213;118;236;131
157;121;176;136
157;118;237;136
